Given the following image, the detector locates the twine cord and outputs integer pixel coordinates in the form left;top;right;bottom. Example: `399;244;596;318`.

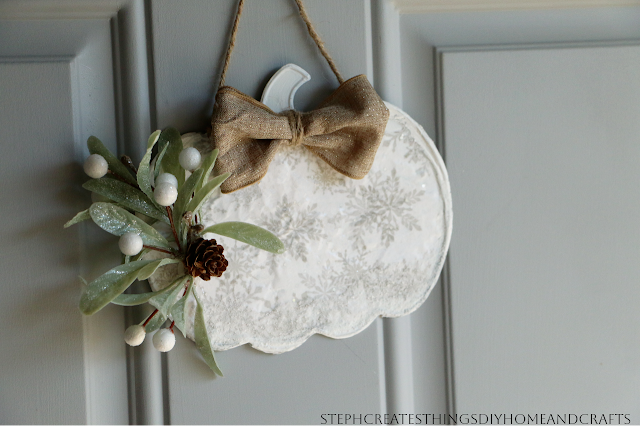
292;0;344;84
217;0;344;89
218;0;245;88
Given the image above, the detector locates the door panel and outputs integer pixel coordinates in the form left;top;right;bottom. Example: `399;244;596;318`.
0;2;147;423
443;44;640;416
400;5;640;418
0;59;91;425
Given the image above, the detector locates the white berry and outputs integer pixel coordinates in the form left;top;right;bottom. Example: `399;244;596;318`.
155;172;178;188
119;232;143;256
124;325;146;346
179;147;201;171
153;328;176;352
84;154;108;178
154;182;178;206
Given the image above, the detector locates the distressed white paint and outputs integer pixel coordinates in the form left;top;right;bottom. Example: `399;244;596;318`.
260;63;311;112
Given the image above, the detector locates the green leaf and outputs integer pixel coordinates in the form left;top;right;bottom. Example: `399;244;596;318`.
131;248;150;262
137;258;180;280
173;169;203;227
87;136;137;186
112;275;179;306
197;149;219;192
170;280;192;338
186;173;230;215
153;142;170;181
170;297;187;337
64;209;91;228
83;178;169;224
194;293;223;376
202;221;285;254
143;311;167;333
137;130;162;208
89;202;171;249
159;128;184;189
150;275;188;317
79;259;155;315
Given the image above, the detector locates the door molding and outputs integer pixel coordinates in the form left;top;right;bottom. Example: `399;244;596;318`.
393;0;640;14
0;1;160;423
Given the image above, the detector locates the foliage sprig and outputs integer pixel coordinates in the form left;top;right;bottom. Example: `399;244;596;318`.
66;128;285;376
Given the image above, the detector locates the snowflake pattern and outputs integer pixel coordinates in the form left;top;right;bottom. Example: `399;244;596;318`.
344;169;423;250
260;195;325;263
149;103;452;354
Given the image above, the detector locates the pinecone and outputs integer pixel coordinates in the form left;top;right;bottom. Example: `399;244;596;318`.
184;238;228;280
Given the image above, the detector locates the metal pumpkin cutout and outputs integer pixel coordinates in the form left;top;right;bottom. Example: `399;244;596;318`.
149;64;453;353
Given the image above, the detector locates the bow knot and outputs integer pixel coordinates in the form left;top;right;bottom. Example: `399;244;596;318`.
284;110;304;147
211;75;389;193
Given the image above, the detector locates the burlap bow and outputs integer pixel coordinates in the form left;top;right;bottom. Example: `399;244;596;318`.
211;74;389;193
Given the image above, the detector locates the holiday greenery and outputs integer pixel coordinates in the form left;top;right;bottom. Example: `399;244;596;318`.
65;128;284;376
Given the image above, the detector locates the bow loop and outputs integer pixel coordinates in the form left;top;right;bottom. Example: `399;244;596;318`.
212;74;389;193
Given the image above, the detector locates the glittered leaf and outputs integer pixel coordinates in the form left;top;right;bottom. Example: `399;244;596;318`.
197;149;219;192
173;169;203;227
194;293;223;376
170;280;192;338
87;136;137;186
83;178;168;223
111;281;177;306
79;259;155;315
137;130;162;208
186;173;230;215
159;128;184;189
64;209;91;228
143;311;167;333
202;221;285;254
137;258;180;281
149;275;188;317
89;202;171;249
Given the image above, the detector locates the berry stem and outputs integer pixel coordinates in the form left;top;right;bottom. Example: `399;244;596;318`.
169;321;175;333
182;277;191;297
142;309;159;327
120;155;138;175
166;206;181;250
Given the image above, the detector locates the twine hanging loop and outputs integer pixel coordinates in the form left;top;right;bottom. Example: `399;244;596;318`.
218;0;344;89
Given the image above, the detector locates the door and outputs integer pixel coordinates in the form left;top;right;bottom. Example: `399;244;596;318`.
1;0;639;424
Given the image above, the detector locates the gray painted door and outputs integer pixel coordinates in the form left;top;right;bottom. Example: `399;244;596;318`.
400;4;640;422
2;0;639;424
